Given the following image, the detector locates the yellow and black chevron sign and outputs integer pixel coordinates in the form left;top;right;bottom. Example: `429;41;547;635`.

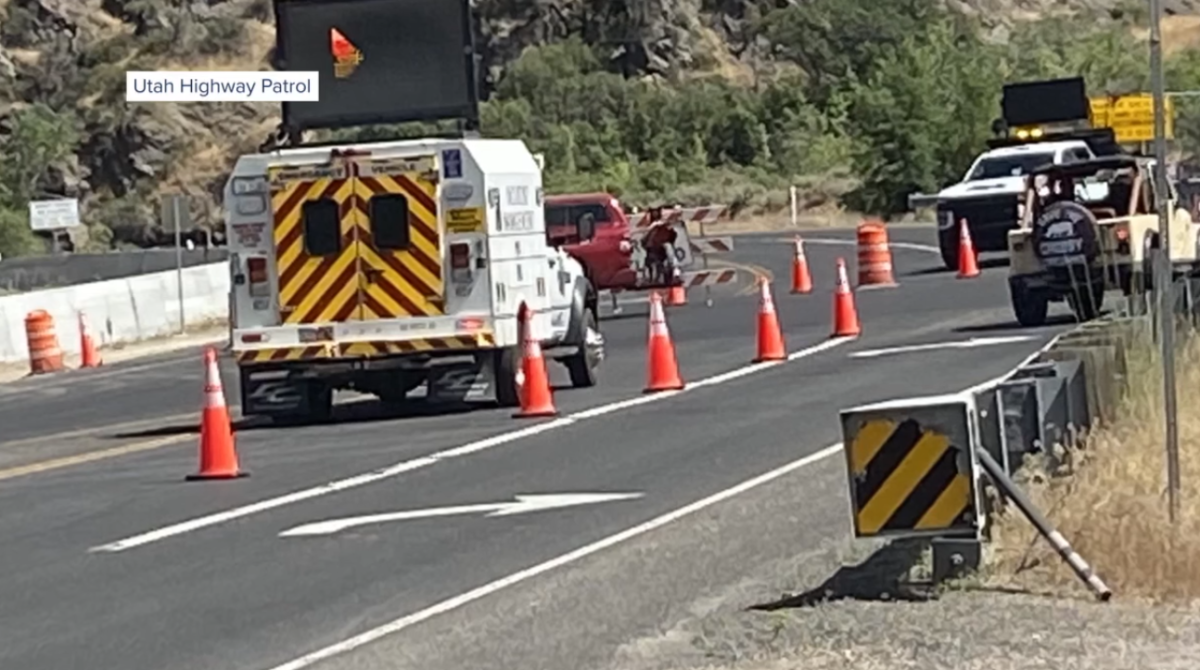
847;417;975;538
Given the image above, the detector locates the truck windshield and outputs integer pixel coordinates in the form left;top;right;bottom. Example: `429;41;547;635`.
967;153;1056;181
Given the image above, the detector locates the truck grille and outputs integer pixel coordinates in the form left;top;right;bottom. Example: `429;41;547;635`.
938;195;1020;251
937;195;1019;230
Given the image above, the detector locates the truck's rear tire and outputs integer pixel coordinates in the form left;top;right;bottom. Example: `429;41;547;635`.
564;308;600;388
308;381;334;422
1009;279;1049;327
493;345;521;408
939;236;958;271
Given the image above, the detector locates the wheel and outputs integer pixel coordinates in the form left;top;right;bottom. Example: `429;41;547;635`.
939;233;958;270
268;380;332;426
493;345;521;408
1009;279;1049;327
306;381;334;422
564;307;601;388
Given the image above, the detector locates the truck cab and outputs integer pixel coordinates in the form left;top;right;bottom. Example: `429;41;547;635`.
544;193;637;289
934;140;1096;269
226;138;603;423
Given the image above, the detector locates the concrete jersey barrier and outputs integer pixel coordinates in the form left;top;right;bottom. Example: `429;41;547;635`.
0;261;230;364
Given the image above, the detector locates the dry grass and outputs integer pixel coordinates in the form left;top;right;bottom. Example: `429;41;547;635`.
988;324;1200;602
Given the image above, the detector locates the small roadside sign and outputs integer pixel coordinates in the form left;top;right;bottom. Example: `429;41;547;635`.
28;198;80;232
1089;94;1174;144
161;194;191;231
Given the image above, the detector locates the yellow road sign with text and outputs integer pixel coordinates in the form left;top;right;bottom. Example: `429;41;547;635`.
1088;94;1174;144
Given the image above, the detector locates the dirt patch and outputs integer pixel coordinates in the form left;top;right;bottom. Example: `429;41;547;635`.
611;538;1200;670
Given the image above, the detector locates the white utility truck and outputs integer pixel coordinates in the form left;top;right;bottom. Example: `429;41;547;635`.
224;139;604;422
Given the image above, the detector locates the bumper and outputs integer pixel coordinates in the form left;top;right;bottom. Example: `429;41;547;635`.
233;332;497;365
937;197;1021;252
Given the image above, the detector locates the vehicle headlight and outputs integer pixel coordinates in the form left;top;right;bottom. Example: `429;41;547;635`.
937;210;955;230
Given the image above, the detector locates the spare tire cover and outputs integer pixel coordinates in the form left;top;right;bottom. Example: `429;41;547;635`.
1031;201;1099;267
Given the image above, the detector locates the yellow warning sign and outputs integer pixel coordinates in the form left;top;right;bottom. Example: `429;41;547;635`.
447;207;485;233
1089;94;1174;144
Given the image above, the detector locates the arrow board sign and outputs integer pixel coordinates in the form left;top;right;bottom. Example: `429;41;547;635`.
279;492;644;537
849;335;1036;359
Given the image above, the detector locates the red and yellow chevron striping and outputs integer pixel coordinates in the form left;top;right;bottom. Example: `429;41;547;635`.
236;345;330;364
354;172;443;320
339;332;496;358
269;162;444;327
236;333;496;364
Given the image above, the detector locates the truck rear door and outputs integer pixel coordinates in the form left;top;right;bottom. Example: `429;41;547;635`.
269;155;443;328
354;156;444;320
269;163;358;325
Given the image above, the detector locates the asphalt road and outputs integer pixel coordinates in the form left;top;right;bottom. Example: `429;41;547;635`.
0;226;1081;670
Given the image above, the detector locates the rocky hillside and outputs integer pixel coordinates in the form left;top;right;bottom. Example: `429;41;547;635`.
3;0;1197;248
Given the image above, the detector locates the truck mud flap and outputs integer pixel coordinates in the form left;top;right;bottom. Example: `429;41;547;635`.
427;359;494;403
241;368;312;416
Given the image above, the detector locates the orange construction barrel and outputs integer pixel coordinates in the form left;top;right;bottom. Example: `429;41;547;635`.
25;310;65;375
856;221;897;287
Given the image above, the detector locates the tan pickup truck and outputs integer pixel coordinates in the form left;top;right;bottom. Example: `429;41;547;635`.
1006;154;1200;325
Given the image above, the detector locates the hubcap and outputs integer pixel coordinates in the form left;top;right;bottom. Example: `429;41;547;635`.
585;324;605;365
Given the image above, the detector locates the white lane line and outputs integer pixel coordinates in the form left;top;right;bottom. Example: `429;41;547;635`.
802;238;940;254
261;330;1060;670
848;335;1037;359
89;336;856;553
264;441;847;670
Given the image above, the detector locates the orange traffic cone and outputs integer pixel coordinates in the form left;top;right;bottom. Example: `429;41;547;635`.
645;292;685;393
514;305;558;418
754;278;786;362
78;311;101;368
831;258;862;337
791;236;813;294
666;284;687;306
957;219;980;279
187;346;246;480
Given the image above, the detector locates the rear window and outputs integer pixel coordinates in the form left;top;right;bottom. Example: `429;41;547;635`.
369;194;411;250
968;153;1056;180
545;202;613;244
301;199;341;256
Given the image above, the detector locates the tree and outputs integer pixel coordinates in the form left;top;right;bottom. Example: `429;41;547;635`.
0;103;80;209
843;22;999;217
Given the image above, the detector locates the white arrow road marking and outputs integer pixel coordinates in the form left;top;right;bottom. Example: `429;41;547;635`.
279;492;645;537
849;335;1037;359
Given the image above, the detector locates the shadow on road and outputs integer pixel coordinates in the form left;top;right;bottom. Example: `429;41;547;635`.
904;256;1009;277
952;313;1079;334
108;397;492;439
748;539;934;610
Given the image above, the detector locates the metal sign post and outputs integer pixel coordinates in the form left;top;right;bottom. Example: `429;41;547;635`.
162;194;190;334
1149;0;1181;523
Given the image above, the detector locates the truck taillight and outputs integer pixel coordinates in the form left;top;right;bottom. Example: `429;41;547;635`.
247;257;270;297
449;242;473;284
450;243;470;269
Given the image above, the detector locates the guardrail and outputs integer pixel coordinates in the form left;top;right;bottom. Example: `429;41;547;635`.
0;261;229;364
835;282;1198;600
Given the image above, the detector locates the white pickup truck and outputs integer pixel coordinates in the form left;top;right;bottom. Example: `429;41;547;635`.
923;140;1099;269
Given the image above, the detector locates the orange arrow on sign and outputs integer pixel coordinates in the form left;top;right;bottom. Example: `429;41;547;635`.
330;27;363;78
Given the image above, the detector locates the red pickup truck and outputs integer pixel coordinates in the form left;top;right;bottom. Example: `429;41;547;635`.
544;192;682;293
